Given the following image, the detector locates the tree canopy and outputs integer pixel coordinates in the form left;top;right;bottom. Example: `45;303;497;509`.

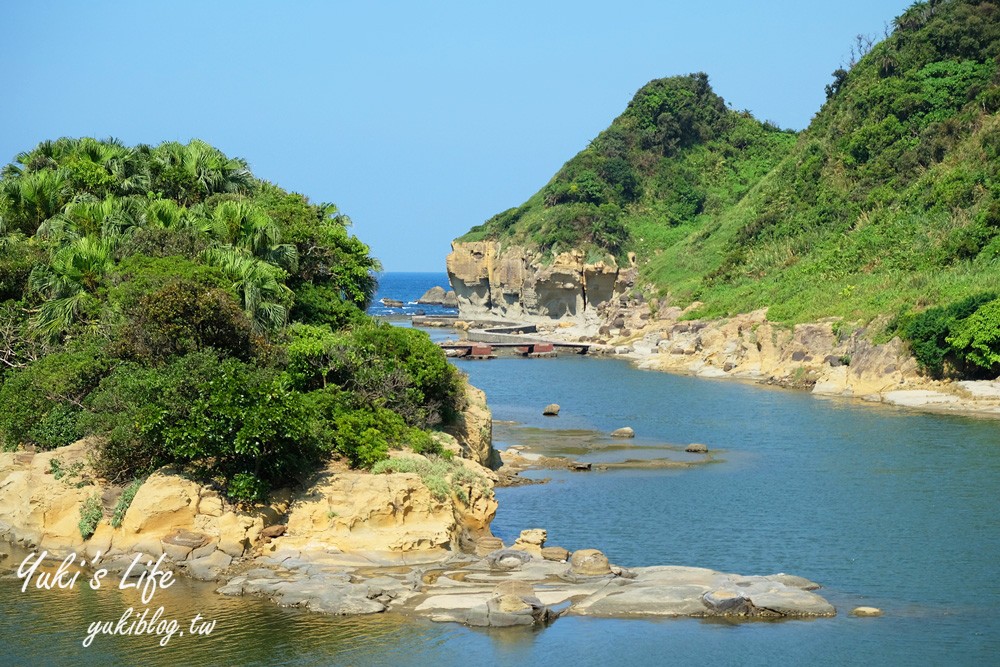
0;138;462;501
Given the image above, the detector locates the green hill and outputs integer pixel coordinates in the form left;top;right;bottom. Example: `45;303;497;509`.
458;0;1000;378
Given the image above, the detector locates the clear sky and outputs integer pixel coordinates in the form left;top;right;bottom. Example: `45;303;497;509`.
3;1;913;271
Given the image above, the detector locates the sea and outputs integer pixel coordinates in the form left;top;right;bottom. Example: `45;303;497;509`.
2;272;999;666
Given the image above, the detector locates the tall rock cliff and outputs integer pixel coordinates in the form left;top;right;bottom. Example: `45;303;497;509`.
446;240;636;323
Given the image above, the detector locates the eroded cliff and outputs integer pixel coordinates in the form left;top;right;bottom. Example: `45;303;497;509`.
446;241;635;324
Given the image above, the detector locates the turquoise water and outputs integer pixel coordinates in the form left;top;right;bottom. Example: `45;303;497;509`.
2;274;999;665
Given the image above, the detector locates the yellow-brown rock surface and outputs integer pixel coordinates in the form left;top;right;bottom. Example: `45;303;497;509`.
446;241;627;322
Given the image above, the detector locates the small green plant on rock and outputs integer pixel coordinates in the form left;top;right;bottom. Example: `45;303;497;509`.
110;478;144;528
49;457;85;482
370;456;489;502
78;494;103;539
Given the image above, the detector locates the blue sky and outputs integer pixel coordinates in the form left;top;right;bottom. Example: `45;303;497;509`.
3;1;912;271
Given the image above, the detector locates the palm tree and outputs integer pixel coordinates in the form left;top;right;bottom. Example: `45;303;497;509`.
37;196;145;247
29;236;115;336
0;168;74;235
152;140;253;205
211;200;298;271
200;247;292;332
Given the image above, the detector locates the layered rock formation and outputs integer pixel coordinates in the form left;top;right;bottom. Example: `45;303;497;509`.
446;241;636;323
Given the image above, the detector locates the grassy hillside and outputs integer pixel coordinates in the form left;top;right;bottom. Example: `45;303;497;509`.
459;0;1000;378
0;137;462;500
460;73;797;259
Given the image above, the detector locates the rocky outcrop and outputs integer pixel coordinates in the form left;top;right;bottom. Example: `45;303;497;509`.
0;440;277;579
275;455;497;555
417;286;459;307
0;439;102;551
446;241;635;324
444;380;500;469
583;307;927;402
418;286;448;304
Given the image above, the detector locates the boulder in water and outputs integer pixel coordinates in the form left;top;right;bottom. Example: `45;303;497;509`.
417;286;448;305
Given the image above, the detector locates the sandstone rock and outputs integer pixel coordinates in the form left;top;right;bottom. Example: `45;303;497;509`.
851;606;883;617
541;546;570;562
380;298;404;307
260;524;287;539
475;536;504;557
685;443;708;453
119;471;201;536
611;427;635;439
161;541;193;562
162;529;211;549
187;549;233;581
493;579;536;599
0;439;102;550
280;455;496;553
702;590;759;615
444;380;500;469
443;291;459;308
766;573;821;590
511;528;547;556
446;241;630;323
569;549;611;576
543;403;561;416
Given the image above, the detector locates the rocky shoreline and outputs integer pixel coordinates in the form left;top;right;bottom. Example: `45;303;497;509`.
0;375;839;627
449;310;1000;421
445;240;1000;420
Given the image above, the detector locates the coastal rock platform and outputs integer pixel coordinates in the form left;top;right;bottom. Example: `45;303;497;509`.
217;540;835;625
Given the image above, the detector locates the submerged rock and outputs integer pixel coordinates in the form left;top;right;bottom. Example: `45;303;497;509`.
851;606;883;617
685;443;709;453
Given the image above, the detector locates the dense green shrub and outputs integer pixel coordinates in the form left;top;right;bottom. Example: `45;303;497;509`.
947;297;1000;374
289;282;365;329
86;352;324;501
322;321;462;428
117;279;255;363
0;338;109;450
301;387;441;468
900;291;997;378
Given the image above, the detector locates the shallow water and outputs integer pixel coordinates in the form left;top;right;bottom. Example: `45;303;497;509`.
2;274;999;665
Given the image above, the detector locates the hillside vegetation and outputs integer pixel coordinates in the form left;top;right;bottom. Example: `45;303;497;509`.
0;137;462;501
459;0;1000;379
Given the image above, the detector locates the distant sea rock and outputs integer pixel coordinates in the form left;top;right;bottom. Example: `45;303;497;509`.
417;286;459;308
